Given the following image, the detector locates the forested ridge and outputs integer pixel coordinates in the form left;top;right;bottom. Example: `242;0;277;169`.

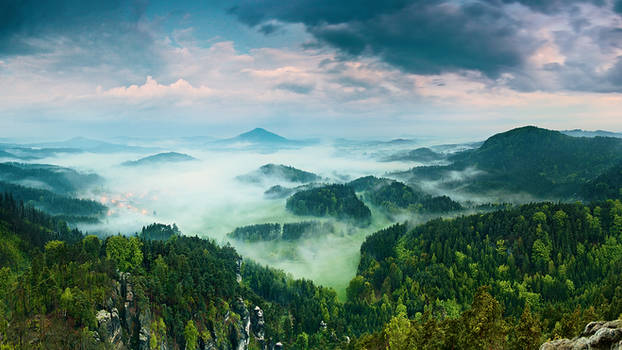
286;184;372;225
349;176;463;215
0;194;349;349
343;200;622;349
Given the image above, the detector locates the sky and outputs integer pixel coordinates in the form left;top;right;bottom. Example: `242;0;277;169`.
1;0;622;139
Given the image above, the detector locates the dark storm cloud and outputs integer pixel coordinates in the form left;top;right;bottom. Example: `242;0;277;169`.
488;0;605;14
0;0;149;55
258;23;283;35
231;1;535;78
0;0;159;83
231;0;620;79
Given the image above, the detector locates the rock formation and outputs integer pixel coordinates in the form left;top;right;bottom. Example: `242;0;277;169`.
540;319;622;350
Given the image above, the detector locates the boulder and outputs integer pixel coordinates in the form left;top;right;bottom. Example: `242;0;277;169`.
540;319;622;350
251;306;265;340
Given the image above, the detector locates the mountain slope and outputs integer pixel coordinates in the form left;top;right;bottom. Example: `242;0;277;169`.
399;126;622;198
582;162;622;201
343;200;622;339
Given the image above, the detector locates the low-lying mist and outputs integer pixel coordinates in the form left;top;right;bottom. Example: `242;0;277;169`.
25;137;478;298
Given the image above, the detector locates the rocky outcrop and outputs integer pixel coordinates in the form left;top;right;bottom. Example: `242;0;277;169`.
94;271;160;350
251;306;265;340
231;297;251;350
236;258;243;283
251;306;266;350
540;320;622;350
137;308;152;350
96;308;123;348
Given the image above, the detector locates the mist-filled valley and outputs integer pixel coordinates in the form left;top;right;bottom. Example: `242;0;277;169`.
0;128;489;298
2;125;622;350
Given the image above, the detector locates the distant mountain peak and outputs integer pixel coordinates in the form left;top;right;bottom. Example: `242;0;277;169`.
236;128;288;143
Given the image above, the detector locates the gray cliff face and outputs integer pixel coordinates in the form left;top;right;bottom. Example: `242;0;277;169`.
96;269;276;350
96;308;123;348
251;306;266;350
540;320;622;350
95;271;168;350
231;297;251;350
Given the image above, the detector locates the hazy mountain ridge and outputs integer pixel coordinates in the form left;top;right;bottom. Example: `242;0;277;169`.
561;129;622;138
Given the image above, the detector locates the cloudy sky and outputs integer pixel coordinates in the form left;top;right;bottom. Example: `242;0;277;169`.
1;0;621;139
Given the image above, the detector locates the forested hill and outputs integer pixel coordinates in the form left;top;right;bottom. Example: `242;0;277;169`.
401;126;622;198
286;184;372;225
454;126;622;182
121;152;197;166
348;176;463;215
343;200;622;348
237;163;320;184
0;193;347;349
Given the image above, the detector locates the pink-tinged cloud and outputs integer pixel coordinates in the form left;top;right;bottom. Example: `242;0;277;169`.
100;76;213;100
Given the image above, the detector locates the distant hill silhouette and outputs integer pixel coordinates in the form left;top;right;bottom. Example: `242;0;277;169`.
122;152;197;166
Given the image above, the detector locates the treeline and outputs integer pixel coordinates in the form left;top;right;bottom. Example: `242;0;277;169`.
228;221;336;242
342;200;622;345
139;222;180;241
286;184;372;226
